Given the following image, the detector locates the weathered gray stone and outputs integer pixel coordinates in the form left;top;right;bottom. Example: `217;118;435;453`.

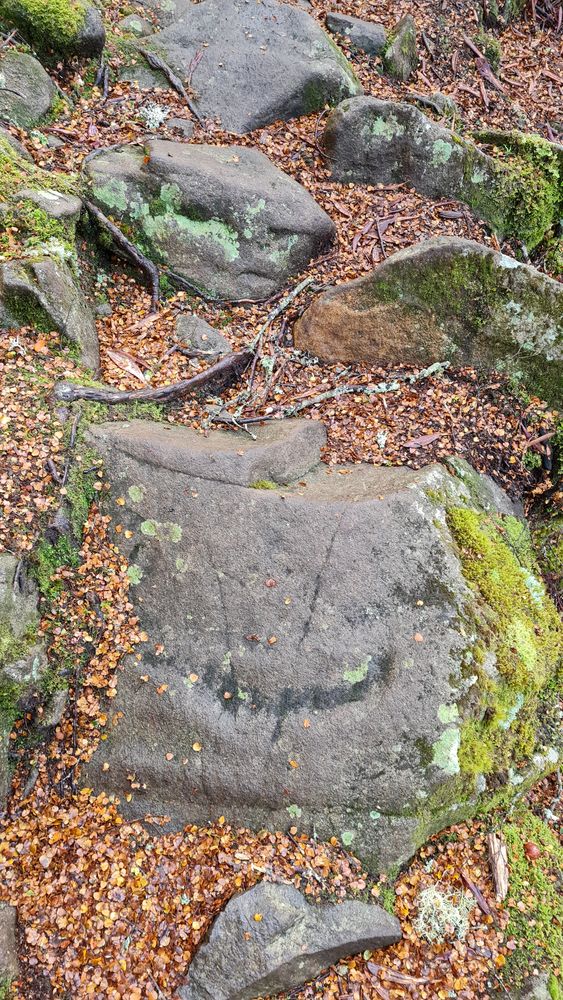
382;15;418;81
81;418;561;869
325;12;386;55
128;0;362;133
0;903;18;980
180;881;401;1000
0;51;56;129
322;98;561;249
84;140;335;301
408;91;459;116
167;117;194;139
513;973;553;1000
17;188;83;224
294;237;563;407
0;258;100;372
0;0;105;56
0;555;46;811
117;13;154;36
0;126;32;161
176;314;231;355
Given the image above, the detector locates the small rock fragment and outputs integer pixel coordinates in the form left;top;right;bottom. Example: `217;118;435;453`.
382;14;419;81
325;12;386;55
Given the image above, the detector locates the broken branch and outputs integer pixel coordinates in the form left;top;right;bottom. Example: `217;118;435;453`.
85;199;160;314
52;350;253;405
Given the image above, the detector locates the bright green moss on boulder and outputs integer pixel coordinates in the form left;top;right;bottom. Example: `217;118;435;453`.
0;0;105;56
447;508;562;784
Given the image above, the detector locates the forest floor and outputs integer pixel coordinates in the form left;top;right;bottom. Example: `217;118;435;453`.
0;0;562;997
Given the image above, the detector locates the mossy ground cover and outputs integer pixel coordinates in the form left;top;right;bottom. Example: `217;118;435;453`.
0;0;87;54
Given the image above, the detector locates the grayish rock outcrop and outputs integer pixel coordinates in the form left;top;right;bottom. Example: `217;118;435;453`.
124;0;362;133
325;12;386;55
179;881;401;1000
322;98;561;249
0;903;18;980
294;237;563;407
82;419;561;869
0;258;100;372
0;50;56;129
84;140;335;301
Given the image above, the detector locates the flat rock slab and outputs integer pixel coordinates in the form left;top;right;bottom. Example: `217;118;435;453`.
325;12;386;55
77;416;563;871
294;237;563;407
84;140;335;301
131;0;362;133
322;98;561;249
0;903;18;978
0;258;99;372
0;51;56;128
179;881;401;1000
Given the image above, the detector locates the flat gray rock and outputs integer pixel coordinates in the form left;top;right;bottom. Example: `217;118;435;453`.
325;12;386;55
176;314;231;355
81;418;561;869
0;903;18;979
0;51;56;129
322;97;561;249
17;188;83;224
179;881;401;1000
0;258;99;372
294;236;563;407
132;0;362;133
84;140;335;301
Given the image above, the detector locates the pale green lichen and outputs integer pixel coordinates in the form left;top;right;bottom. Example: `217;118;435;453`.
343;656;371;684
432;726;461;775
140;520;183;543
127;485;145;503
93;179;129;213
432;139;454;165
126;565;143;585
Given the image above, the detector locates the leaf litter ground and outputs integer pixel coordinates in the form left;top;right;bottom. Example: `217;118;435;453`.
1;0;562;996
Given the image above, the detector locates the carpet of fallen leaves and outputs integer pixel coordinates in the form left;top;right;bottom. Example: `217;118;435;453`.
1;0;562;996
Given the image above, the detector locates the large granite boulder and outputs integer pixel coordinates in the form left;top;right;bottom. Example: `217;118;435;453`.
0;50;56;129
124;0;362;133
82;419;562;870
294;237;563;408
322;98;562;250
1;0;105;56
0;258;99;372
84;140;335;301
180;881;401;1000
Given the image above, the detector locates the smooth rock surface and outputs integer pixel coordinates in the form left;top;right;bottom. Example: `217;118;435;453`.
81;418;561;869
129;0;362;133
0;258;99;372
0;903;18;979
382;14;418;80
322;97;561;248
180;881;401;1000
118;13;154;36
0;50;56;128
325;12;386;54
84;140;335;300
294;237;563;407
176;314;231;355
17;188;83;223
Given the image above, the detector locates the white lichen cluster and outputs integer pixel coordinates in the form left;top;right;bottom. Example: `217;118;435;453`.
414;885;474;943
139;102;170;130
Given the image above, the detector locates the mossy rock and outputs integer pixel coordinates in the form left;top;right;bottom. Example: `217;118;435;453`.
0;49;56;128
0;0;105;56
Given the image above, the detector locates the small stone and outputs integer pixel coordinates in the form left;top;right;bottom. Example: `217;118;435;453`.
117;14;154;36
179;881;401;1000
176;314;231;355
167;117;195;139
17;188;82;224
382;14;419;81
325;12;386;55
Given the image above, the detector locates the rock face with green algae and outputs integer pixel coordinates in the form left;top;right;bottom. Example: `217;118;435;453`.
81;418;561;871
294;237;563;407
0;554;47;811
0;50;56;128
84;140;336;301
120;0;361;134
382;14;419;81
322;98;561;250
0;0;105;56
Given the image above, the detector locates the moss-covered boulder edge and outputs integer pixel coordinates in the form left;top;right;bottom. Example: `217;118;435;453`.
414;461;562;848
0;0;105;57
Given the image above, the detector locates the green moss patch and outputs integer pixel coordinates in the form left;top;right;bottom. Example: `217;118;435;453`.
33;535;80;599
447;509;562;781
502;807;563;987
0;0;87;53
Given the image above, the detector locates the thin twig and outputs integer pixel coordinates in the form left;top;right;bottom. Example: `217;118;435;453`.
85;199;160;313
